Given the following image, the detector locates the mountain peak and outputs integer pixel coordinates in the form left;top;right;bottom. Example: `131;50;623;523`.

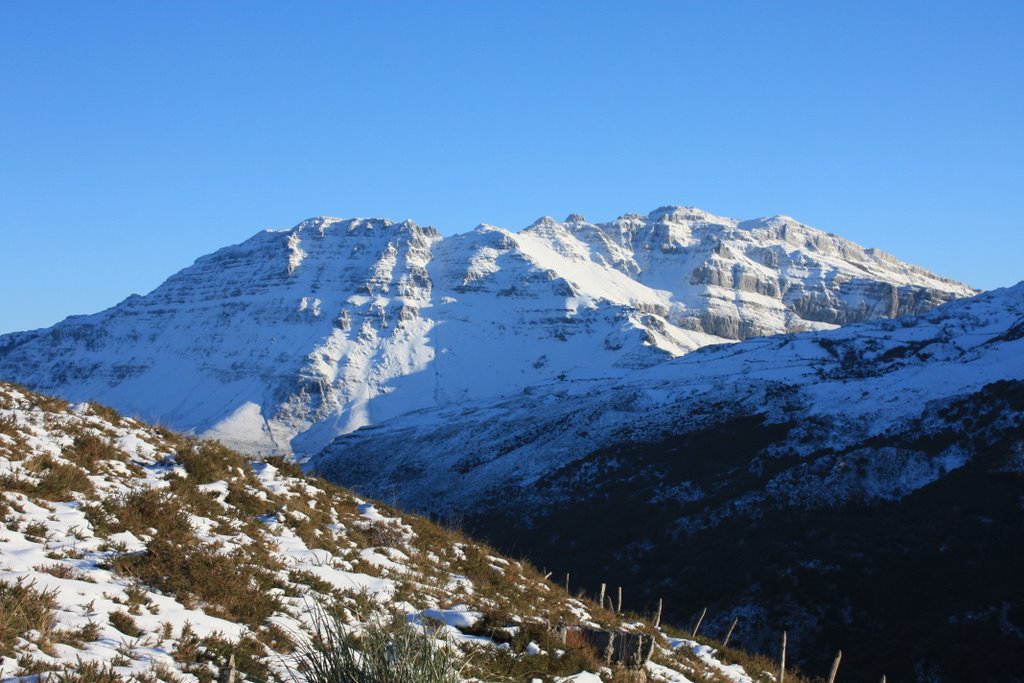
528;215;558;228
646;204;716;222
0;204;977;456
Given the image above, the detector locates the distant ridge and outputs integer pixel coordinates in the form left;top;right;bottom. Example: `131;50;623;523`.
314;281;1024;682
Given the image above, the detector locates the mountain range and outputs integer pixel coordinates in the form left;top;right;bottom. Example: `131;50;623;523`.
2;205;1021;681
0;206;974;457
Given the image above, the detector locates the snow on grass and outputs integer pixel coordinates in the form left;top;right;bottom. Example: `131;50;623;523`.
2;382;754;681
665;637;754;683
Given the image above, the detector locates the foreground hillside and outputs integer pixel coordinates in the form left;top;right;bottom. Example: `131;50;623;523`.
0;382;799;682
0;206;973;456
316;283;1024;682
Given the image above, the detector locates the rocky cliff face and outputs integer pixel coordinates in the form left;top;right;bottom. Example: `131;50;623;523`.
0;206;975;455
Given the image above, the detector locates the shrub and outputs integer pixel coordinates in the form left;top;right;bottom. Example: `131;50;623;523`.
262;455;305;478
0;578;58;656
176;440;248;484
34;562;90;582
22;520;49;542
108;609;142;637
1;454;95;500
63;434;128;472
0;414;20;438
55;620;102;648
52;657;126;682
87;402;122;425
182;630;272;682
360;520;408;549
112;536;280;627
464;620;606;681
30;394;69;413
86;488;192;543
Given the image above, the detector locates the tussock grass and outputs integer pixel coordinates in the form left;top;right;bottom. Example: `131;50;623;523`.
289;603;462;683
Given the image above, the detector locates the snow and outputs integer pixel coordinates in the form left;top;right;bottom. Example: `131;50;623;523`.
556;673;604;683
0;388;405;677
106;531;147;553
4;382;747;681
666;638;754;683
417;606;483;629
0;207;974;459
314;281;1024;517
646;661;695;682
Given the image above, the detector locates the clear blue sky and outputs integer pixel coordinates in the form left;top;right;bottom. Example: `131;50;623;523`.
2;1;1022;334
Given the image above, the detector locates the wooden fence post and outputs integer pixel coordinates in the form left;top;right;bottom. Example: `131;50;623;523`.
565;572;570;593
653;598;663;629
616;586;622;614
723;616;738;648
220;654;237;683
599;583;606;607
826;650;842;683
779;631;787;683
691;607;707;638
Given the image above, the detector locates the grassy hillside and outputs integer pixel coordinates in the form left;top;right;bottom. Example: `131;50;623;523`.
0;382;809;683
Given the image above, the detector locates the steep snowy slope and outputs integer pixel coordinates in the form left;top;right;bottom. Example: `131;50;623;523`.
0;207;974;456
2;383;779;682
314;283;1024;682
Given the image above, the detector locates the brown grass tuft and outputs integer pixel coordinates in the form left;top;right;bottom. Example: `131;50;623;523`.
0;578;59;657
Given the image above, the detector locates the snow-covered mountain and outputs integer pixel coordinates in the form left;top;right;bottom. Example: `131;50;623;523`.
314;282;1024;514
0;207;974;456
312;283;1024;682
